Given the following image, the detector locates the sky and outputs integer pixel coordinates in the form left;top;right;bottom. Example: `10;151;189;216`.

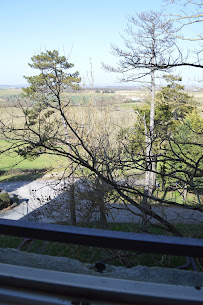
1;0;202;87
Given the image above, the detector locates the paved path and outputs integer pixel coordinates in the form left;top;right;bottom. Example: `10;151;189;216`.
0;180;67;222
0;180;202;224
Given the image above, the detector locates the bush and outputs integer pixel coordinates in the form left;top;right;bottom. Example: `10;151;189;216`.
102;89;115;93
0;192;12;210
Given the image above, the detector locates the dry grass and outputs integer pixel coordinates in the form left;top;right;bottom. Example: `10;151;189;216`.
115;89;148;97
0;96;136;180
190;91;203;114
0;88;22;96
0;88;201;142
0;88;201;132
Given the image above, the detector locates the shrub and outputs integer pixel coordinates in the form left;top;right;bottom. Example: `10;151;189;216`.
0;192;12;210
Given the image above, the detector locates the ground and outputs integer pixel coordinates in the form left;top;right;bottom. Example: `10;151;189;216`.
0;178;202;225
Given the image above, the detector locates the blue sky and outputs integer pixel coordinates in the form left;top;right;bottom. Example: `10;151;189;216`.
1;0;202;86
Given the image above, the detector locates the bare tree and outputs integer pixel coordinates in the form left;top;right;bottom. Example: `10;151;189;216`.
103;11;178;226
165;0;203;41
146;1;203;72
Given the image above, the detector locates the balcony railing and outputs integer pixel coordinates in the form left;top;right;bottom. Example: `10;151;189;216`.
0;218;202;304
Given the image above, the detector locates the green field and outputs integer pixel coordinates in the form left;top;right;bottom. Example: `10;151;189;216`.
0;139;68;181
0;148;64;171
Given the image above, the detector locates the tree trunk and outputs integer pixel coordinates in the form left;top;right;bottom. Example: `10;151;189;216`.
149;56;156;191
141;58;156;229
183;183;187;204
99;201;108;230
69;176;76;226
95;178;108;230
62;116;77;225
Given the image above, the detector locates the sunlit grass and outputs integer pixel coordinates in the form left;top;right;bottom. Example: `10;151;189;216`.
0;139;68;181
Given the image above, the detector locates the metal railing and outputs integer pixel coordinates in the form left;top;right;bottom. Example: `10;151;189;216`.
0;219;202;257
0;218;202;305
0;262;202;305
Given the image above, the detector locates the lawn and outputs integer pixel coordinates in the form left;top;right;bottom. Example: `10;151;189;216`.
0;140;68;181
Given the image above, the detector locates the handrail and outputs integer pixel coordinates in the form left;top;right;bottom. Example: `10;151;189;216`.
0;219;202;257
0;219;203;304
0;263;202;305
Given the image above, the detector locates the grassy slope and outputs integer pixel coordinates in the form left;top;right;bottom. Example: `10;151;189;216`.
0;139;68;181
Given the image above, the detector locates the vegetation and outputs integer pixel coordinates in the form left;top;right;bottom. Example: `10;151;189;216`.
102;10;202;232
131;75;202;198
0;2;202;259
0;50;201;240
0;192;12;210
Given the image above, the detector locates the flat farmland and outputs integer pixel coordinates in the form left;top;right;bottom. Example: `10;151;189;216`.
0;88;22;96
0;87;202;108
0;87;202;181
186;90;203;112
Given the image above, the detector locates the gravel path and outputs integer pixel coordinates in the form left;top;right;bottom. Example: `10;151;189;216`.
0;180;202;224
